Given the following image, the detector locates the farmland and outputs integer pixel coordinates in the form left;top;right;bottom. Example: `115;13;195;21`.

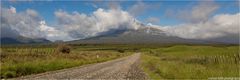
140;45;239;79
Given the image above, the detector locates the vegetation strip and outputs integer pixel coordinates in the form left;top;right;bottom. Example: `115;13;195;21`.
0;45;132;79
140;45;239;79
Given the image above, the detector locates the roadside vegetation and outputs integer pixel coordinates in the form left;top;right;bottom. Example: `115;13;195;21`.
0;44;132;79
1;44;239;79
141;45;239;79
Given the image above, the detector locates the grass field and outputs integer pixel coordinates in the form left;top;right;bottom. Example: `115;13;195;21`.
1;44;239;79
0;44;132;79
140;45;239;79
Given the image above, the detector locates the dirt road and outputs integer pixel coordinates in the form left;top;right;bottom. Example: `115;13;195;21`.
17;53;148;79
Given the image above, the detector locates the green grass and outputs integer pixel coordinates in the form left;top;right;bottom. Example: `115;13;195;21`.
1;44;239;79
141;45;239;79
0;45;132;79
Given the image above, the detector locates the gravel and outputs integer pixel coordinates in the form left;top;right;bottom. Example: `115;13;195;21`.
17;53;148;79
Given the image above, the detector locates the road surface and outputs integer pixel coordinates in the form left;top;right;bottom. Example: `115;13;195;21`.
17;53;148;79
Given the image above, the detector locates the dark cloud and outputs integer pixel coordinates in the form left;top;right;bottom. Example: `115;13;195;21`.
0;25;20;38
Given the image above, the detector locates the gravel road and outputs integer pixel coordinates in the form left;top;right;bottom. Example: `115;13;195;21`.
17;53;148;79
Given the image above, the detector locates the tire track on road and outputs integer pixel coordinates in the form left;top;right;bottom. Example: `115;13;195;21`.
17;53;148;79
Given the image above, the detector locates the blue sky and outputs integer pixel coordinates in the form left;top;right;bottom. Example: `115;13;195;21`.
2;0;239;26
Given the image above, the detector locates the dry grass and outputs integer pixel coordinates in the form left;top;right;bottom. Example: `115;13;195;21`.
141;45;239;79
56;43;71;54
0;45;131;79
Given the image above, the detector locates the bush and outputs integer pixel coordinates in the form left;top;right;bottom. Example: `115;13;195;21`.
2;71;16;78
56;44;71;54
117;49;125;53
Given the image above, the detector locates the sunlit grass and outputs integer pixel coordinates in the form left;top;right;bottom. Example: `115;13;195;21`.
0;46;131;78
141;45;239;79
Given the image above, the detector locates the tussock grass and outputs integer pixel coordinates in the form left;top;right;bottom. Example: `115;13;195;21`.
141;45;239;79
0;45;131;79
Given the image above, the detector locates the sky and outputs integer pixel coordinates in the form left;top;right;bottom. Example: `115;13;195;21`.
1;0;239;42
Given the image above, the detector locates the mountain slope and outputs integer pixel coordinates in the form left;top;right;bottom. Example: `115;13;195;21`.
1;36;51;44
69;25;207;44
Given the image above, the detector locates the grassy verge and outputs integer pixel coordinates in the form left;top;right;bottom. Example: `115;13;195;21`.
0;46;132;79
141;45;239;79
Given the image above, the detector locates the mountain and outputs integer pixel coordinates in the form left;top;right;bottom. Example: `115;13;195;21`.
207;35;239;44
1;36;51;44
69;24;209;44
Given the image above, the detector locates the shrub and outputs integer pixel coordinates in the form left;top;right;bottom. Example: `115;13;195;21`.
2;71;16;78
117;49;125;53
56;44;71;54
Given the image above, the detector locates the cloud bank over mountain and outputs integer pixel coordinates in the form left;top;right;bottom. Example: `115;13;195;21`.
1;1;239;43
1;7;73;41
161;13;239;39
1;6;140;41
159;1;239;41
54;8;140;39
1;7;44;38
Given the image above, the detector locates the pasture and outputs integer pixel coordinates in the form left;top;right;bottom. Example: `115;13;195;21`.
141;45;239;79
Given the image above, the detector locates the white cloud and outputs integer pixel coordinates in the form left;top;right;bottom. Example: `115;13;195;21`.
39;21;73;41
128;2;146;16
1;6;44;38
1;6;142;41
128;2;160;17
145;17;160;24
190;1;219;22
166;1;219;23
1;4;238;43
108;1;121;10
158;1;239;41
54;8;140;39
160;13;240;39
9;6;16;13
1;6;71;41
26;9;39;17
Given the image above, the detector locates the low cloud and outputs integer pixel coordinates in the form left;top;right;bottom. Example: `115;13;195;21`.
1;6;71;41
1;7;44;38
1;2;238;43
1;26;19;38
39;21;73;41
54;8;140;39
1;6;141;41
161;13;239;40
159;1;239;42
